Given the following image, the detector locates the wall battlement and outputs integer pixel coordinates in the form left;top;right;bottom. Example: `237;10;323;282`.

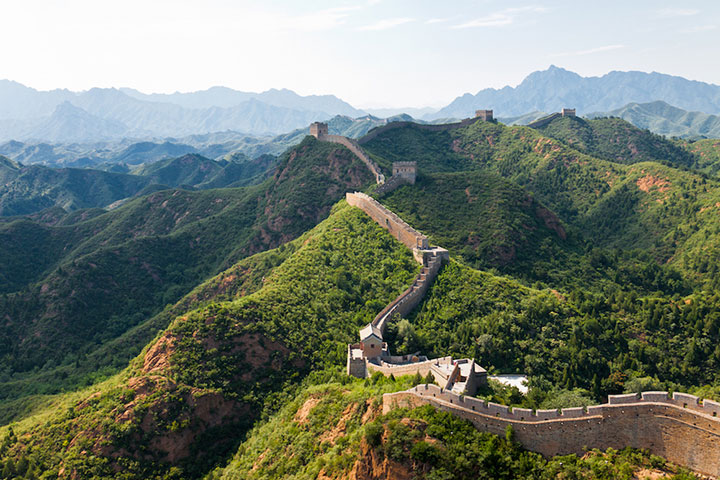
383;385;720;477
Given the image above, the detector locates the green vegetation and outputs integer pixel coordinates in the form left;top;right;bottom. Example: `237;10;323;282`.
680;138;720;177
379;170;576;282
0;202;419;478
597;100;720;139
0;152;276;216
534;115;696;168
3;116;720;479
0;136;373;402
209;378;698;480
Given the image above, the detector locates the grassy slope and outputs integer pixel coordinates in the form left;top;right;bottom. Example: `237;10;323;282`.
0;136;374;399
0;202;420;479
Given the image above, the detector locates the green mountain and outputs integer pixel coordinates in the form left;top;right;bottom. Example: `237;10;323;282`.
0;153;277;216
2;118;720;479
529;114;696;168
680;138;720;177
129;153;276;188
211;380;693;480
592;100;720;139
0;136;373;399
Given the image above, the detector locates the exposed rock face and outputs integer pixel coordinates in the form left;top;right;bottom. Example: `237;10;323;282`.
348;439;414;480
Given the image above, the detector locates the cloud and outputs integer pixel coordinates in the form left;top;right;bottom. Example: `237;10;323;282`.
550;44;624;58
452;6;546;29
284;6;360;32
680;24;717;33
357;17;414;31
425;18;449;25
657;8;700;17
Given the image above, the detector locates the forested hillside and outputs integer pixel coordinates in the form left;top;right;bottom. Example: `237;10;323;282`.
0;137;373;402
2;117;720;479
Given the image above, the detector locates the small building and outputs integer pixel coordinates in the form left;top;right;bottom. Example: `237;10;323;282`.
309;122;329;139
475;109;494;121
561;108;576;117
359;324;384;358
392;161;417;185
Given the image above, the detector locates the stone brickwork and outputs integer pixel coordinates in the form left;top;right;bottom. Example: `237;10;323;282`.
374;162;417;196
309;121;329;138
392;162;416;184
346;192;429;251
308;123;385;184
528;108;577;129
357;116;485;145
345;192;474;387
384;386;720;477
475;109;494;121
527;112;562;129
367;356;453;379
370;251;442;335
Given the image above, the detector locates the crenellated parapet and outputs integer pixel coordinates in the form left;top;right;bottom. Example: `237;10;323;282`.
383;385;720;477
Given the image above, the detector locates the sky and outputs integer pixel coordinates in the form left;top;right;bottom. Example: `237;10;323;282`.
1;0;718;108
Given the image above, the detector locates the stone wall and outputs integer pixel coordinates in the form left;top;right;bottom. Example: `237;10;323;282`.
357;117;483;145
320;134;385;184
346;192;429;251
367;356;453;378
384;385;720;477
371;253;442;335
527;112;562;129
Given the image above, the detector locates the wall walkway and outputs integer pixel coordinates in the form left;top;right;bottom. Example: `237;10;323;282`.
357;116;484;145
384;385;720;477
318;133;385;184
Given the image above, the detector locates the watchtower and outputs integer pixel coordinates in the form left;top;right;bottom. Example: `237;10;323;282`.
561;108;576;117
309;122;329;139
392;161;417;185
475;109;494;121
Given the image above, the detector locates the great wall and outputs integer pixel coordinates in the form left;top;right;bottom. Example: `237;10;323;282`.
309;117;720;478
384;386;720;477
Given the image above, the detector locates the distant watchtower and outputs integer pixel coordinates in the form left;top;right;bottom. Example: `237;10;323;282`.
561;108;576;117
475;109;494;121
310;122;329;139
392;162;417;185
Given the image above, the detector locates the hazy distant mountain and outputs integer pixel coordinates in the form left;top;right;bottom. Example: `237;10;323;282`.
0;114;395;170
0;152;276;216
0;80;75;119
28;102;131;142
112;141;198;165
433;66;720;119
589;101;720;138
0;81;368;142
121;86;364;117
363;106;438;118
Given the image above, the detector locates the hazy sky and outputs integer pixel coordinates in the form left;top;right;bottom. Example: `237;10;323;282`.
1;0;718;108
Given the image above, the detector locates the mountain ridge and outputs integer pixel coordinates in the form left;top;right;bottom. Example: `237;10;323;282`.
433;65;720;119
